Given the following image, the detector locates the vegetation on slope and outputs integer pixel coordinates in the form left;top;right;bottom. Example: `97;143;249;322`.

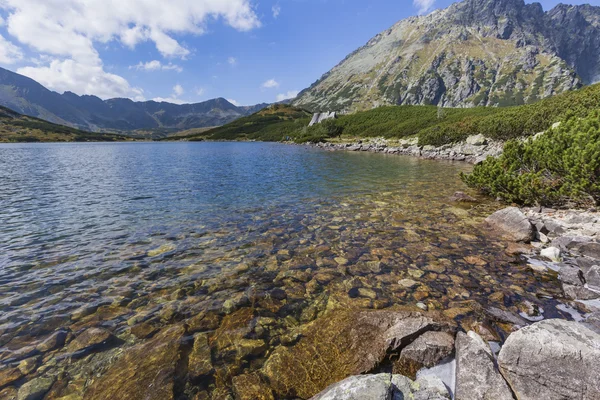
0;106;132;143
462;111;600;207
182;104;312;142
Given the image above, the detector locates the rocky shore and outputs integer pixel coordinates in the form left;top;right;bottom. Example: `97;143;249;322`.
310;134;503;164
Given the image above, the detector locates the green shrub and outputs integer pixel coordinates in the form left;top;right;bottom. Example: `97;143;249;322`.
461;111;600;207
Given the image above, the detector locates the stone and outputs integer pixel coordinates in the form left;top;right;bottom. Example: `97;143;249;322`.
449;192;478;203
394;331;455;379
540;247;561;262
0;387;17;400
232;373;274;400
498;319;600;400
559;266;585;286
0;367;22;389
485;307;528;326
261;310;454;399
392;374;451;400
36;330;68;353
235;339;267;359
85;325;185;400
485;207;534;243
188;333;213;379
466;134;487;146
578;242;600;259
17;376;55;400
18;356;41;375
66;327;115;355
551;236;593;251
398;279;419;288
455;331;514;400
311;374;392;400
585;265;600;290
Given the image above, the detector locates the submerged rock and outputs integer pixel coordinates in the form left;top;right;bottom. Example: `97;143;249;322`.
17;376;55;400
498;319;600;400
232;373;275;400
394;331;455;379
261;309;454;399
455;331;514;400
85;325;185;400
66;327;116;356
485;207;535;243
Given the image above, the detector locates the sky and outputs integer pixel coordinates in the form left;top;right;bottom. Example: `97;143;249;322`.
0;0;597;106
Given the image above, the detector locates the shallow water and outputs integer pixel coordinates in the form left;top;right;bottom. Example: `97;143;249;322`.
0;142;570;398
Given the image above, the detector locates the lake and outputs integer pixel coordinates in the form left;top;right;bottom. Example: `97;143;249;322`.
0;142;567;399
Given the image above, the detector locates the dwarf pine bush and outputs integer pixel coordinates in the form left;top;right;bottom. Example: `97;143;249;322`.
461;111;600;207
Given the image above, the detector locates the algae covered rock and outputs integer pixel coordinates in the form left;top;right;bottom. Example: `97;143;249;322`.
261;309;454;399
232;373;275;400
85;324;185;400
498;319;600;400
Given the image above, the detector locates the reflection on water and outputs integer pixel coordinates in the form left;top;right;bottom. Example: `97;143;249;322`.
0;142;567;399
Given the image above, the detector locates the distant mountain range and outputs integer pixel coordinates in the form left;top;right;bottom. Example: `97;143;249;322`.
294;0;600;111
0;67;267;136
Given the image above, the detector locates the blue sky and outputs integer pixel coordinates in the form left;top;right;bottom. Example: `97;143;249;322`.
0;0;597;106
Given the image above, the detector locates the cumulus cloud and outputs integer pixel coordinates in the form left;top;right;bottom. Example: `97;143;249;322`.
0;0;261;99
413;0;436;15
272;4;281;19
276;90;299;102
131;60;183;72
228;56;237;66
261;78;279;89
0;34;23;64
173;84;184;96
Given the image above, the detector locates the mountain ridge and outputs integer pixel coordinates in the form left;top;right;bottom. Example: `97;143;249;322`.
0;67;268;136
293;0;600;111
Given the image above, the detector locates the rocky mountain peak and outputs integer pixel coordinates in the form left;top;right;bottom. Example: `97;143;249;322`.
293;0;599;112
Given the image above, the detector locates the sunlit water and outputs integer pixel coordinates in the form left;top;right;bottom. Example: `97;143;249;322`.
0;142;569;398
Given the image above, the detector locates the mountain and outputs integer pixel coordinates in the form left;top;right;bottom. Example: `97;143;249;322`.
0;67;268;136
0;105;132;143
293;0;600;111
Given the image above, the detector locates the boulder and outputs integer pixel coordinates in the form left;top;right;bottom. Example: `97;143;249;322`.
0;367;22;389
394;331;455;379
498;319;600;400
85;325;185;400
311;374;392;400
35;330;68;353
455;331;514;400
466;134;487;146
485;207;534;243
585;265;600;290
188;333;213;379
261;310;455;399
578;242;600;259
392;375;451;400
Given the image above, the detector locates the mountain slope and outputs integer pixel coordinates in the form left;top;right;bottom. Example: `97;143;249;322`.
293;0;600;111
0;105;132;143
0;67;267;135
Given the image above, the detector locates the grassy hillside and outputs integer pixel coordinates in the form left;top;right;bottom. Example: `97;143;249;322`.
175;83;600;147
181;104;312;142
0;106;133;143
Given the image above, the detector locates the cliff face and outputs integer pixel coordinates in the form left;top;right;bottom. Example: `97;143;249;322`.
293;0;600;111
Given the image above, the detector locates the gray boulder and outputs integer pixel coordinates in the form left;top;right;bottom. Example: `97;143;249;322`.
485;207;534;243
455;331;514;400
395;331;455;378
578;242;600;259
311;374;392;400
466;134;487;146
498;319;600;400
392;375;451;400
585;265;600;290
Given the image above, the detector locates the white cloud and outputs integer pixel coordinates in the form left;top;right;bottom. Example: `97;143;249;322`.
0;0;261;99
173;84;184;96
227;98;240;106
276;90;299;102
195;87;205;96
17;59;144;100
272;4;281;19
0;0;261;61
413;0;435;15
228;56;237;66
0;34;23;64
261;78;279;89
131;60;183;72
